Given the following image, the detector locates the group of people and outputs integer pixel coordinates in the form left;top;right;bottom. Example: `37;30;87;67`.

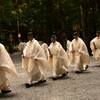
0;31;100;94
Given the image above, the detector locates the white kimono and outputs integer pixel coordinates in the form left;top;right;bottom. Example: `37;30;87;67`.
90;37;100;64
48;41;69;77
18;42;27;52
0;43;18;90
66;40;71;58
22;39;48;83
69;38;90;72
41;43;49;60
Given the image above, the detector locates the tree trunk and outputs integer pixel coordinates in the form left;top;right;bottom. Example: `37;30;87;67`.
58;0;66;49
97;0;100;29
80;0;85;40
58;0;65;29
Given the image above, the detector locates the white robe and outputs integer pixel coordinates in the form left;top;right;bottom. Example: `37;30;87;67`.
48;41;69;77
90;37;100;64
0;43;18;90
22;39;48;82
18;42;27;51
41;43;49;60
66;40;71;58
69;38;90;72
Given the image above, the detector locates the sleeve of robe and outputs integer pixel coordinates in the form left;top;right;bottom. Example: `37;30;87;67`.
78;42;90;64
69;39;90;64
69;42;75;63
18;42;23;51
0;44;18;77
90;38;96;54
33;41;49;70
55;43;70;68
67;40;71;50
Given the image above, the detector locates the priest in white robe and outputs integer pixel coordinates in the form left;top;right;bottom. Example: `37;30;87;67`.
0;43;18;93
90;31;100;66
41;40;49;60
48;35;69;80
22;32;47;88
69;32;90;73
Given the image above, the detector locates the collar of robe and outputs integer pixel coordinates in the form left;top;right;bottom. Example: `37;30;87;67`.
75;37;79;41
52;41;57;44
29;39;34;42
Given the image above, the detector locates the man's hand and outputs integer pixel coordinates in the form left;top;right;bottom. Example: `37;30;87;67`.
93;48;97;52
94;47;97;50
35;59;37;61
50;54;53;58
48;49;53;58
71;50;75;53
22;55;25;58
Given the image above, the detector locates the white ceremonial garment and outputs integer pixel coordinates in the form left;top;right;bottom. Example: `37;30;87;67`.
48;41;69;77
18;42;27;51
90;36;100;64
66;40;71;58
0;43;18;90
22;39;48;82
69;38;90;72
41;43;49;60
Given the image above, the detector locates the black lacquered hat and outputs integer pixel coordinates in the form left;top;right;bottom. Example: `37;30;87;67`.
51;35;57;38
96;31;100;33
27;32;33;35
73;32;78;35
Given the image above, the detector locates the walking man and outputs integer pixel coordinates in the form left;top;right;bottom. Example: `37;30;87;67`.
0;43;18;93
48;35;69;80
90;31;100;66
69;32;90;73
22;32;47;88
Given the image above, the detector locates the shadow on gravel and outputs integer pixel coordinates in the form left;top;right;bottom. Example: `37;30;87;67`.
48;76;71;80
80;71;91;74
21;82;49;88
32;82;48;87
70;71;91;74
92;65;100;67
0;93;15;99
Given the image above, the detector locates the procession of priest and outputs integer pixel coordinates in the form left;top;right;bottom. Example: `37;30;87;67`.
0;30;100;94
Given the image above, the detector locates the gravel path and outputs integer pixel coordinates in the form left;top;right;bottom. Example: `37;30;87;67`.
0;52;100;100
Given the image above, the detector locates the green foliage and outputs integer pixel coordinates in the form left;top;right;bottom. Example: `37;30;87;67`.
0;0;99;45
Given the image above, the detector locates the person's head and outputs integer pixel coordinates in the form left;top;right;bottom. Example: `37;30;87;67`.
27;32;34;41
51;35;57;43
65;37;68;41
73;32;79;39
96;31;100;37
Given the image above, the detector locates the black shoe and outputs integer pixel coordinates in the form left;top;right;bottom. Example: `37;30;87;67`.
62;71;68;76
76;71;81;74
1;89;11;94
25;83;32;88
84;65;89;71
38;80;46;83
52;77;57;81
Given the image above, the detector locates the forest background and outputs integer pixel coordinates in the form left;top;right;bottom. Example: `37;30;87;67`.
0;0;100;53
